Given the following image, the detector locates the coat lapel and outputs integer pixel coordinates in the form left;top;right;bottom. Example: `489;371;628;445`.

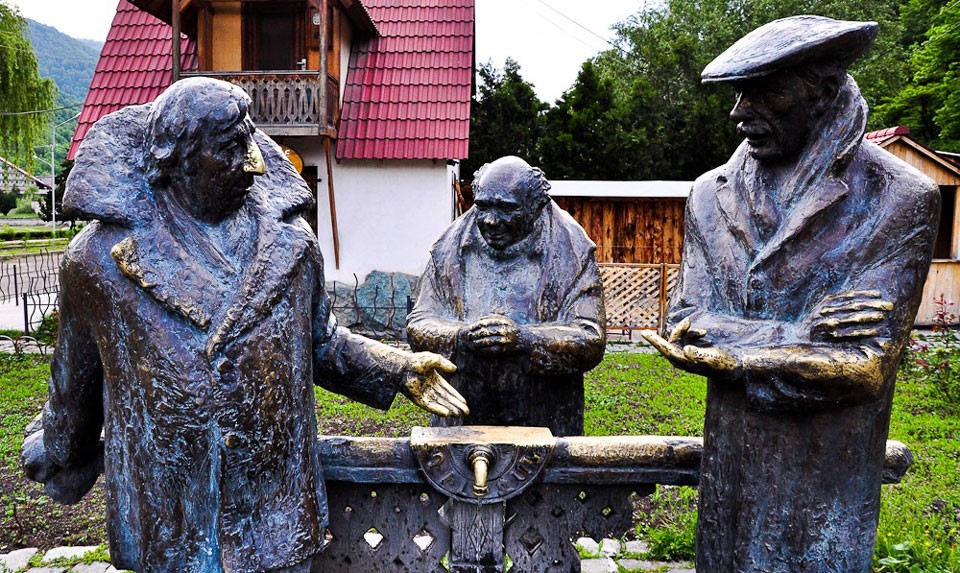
111;197;313;354
205;209;312;357
715;172;762;258
751;178;849;271
111;230;219;329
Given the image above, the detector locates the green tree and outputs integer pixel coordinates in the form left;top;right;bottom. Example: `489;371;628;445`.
539;60;641;180
464;58;547;178
0;1;56;170
879;0;960;151
590;0;908;179
39;157;73;224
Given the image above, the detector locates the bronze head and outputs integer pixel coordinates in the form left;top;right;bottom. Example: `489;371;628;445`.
702;15;878;164
471;156;551;250
146;77;266;222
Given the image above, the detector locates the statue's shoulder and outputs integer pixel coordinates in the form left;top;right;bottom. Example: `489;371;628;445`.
64;104;154;225
859;142;939;211
549;201;596;254
429;209;476;258
687;164;727;213
60;222;127;280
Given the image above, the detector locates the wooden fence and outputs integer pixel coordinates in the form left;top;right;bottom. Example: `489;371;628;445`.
599;263;680;333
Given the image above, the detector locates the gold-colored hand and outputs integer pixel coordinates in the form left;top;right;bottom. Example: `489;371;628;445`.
401;352;470;417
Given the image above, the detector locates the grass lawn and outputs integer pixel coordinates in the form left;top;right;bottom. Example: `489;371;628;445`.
0;350;957;571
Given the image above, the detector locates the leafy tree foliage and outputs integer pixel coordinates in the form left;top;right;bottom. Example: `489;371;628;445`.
538;61;642;180
879;0;960;151
0;1;56;170
463;58;547;178
26;18;100;165
38;157;73;224
468;1;954;180
589;0;907;180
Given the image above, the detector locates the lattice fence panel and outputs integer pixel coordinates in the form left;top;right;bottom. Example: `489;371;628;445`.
600;264;662;330
600;263;681;332
664;265;680;305
503;484;652;573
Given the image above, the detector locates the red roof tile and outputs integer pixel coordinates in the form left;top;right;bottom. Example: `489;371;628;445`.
864;125;910;145
338;0;474;160
68;0;196;160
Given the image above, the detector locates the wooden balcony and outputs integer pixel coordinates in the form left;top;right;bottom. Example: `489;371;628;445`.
184;71;333;137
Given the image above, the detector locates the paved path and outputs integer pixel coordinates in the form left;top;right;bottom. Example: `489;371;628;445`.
0;544;693;572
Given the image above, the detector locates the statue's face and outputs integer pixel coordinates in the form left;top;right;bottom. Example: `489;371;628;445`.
729;72;819;163
473;177;541;250
187;116;265;220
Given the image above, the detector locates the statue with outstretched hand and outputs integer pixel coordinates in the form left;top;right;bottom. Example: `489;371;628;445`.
21;77;467;573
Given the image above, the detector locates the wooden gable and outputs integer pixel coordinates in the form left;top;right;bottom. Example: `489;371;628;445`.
877;136;960;186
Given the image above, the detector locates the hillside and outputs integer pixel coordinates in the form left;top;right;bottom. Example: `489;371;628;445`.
26;19;102;104
25;19;103;163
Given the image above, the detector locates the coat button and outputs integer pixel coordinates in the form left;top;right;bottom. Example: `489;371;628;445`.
225;434;241;449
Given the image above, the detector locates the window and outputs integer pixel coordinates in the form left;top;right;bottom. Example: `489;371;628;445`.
934;185;956;259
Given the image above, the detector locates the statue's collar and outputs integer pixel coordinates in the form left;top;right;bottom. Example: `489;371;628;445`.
65;102;317;355
63;103;313;228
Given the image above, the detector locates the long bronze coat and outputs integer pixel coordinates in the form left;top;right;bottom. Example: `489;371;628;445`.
407;203;605;436
43;105;407;573
668;98;939;571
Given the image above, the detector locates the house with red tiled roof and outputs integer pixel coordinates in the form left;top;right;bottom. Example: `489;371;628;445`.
71;0;474;282
866;126;960;324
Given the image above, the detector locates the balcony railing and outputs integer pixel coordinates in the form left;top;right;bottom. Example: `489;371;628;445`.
184;71;329;136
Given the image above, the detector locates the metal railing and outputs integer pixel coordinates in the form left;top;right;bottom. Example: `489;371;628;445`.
21;287;59;335
0;248;63;304
313;429;912;572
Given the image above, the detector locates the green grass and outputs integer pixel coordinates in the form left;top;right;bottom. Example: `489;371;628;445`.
0;355;51;472
0;351;958;571
873;362;960;572
583;352;706;437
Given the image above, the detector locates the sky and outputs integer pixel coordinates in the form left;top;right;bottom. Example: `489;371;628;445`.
7;0;645;104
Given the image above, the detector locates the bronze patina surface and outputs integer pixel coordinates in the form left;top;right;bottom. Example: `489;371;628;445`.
19;77;466;573
407;156;606;436
644;15;939;573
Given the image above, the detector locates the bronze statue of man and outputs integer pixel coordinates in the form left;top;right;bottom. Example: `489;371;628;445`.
643;16;940;572
21;77;467;573
407;156;605;436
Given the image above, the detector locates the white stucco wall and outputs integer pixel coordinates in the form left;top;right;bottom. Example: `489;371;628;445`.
274;136;458;284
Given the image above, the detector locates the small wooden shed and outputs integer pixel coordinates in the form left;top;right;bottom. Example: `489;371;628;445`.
867;126;960;325
548;181;690;332
549;180;690;264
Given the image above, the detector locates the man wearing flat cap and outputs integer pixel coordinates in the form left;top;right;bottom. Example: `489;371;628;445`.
644;16;939;572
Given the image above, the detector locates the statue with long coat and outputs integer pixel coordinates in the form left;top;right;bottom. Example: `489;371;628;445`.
644;16;940;572
21;78;467;573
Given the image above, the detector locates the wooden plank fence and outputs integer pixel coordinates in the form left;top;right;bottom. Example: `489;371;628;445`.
599;263;679;333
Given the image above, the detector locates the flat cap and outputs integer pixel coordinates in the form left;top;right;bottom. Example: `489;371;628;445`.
701;15;878;83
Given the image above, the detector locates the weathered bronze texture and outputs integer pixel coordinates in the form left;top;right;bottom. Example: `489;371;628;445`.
314;431;911;573
644;15;940;573
407;156;606;436
19;77;467;573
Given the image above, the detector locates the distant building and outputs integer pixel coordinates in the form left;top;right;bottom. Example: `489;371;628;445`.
0;156;52;194
867;126;960;325
549;180;692;265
